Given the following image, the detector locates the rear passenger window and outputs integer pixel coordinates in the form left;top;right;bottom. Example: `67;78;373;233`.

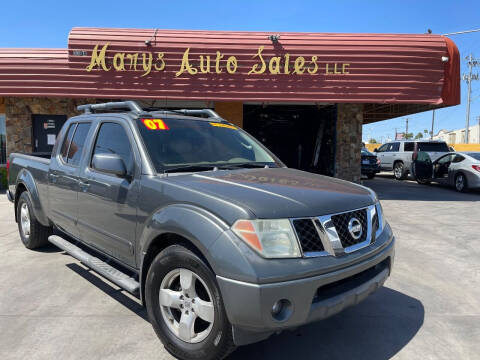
60;124;76;162
66;123;91;166
91;123;133;172
452;155;465;163
390;142;400;152
404;142;414;151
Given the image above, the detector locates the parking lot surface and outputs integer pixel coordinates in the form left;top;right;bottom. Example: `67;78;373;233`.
0;176;479;360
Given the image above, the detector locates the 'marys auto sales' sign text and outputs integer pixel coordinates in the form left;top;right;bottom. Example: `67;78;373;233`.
85;43;351;77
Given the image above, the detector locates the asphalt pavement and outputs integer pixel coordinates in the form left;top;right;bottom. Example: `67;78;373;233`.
0;175;479;359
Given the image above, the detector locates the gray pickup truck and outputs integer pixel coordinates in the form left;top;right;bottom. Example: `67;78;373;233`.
7;101;395;360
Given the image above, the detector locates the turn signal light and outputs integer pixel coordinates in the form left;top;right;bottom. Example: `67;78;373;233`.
232;220;262;251
472;165;480;172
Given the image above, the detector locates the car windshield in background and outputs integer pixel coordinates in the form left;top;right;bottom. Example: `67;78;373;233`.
136;117;279;172
361;148;374;156
417;142;449;152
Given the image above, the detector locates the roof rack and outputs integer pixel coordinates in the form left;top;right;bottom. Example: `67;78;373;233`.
77;101;143;114
77;101;223;120
163;109;222;119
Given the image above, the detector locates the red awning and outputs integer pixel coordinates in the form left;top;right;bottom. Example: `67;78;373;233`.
0;27;460;113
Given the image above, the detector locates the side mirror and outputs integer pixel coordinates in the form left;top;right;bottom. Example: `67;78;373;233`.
92;153;127;177
374;148;378;152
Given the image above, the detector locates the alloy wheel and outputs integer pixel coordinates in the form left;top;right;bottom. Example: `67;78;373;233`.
159;268;215;343
456;174;465;192
20;203;31;239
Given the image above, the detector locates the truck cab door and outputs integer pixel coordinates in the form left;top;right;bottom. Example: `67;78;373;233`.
412;151;433;183
48;122;92;238
77;120;139;267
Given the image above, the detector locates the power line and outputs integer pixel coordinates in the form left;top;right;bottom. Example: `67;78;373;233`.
442;29;480;36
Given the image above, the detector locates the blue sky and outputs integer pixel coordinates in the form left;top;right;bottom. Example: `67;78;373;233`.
1;0;479;142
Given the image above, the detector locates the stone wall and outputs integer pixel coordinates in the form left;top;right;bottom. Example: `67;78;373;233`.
335;103;363;183
5;97;103;156
214;102;243;127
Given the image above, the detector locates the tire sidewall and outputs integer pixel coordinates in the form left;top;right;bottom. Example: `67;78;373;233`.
145;245;231;360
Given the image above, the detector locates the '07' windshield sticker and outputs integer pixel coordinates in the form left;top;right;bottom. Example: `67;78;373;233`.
141;118;169;130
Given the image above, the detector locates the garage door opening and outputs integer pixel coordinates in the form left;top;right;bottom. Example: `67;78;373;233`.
243;105;337;176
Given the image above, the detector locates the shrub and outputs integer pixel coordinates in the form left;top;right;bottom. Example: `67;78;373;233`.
0;168;7;190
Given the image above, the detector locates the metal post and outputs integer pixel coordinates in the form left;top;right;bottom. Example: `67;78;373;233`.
431;110;435;139
405;118;409;137
465;54;473;144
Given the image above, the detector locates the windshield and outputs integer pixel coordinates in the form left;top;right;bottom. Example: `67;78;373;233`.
136;117;280;172
417;142;449;152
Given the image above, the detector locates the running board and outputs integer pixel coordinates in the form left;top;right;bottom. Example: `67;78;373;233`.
48;235;139;295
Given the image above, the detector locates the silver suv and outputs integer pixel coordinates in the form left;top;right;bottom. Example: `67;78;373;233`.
374;140;450;180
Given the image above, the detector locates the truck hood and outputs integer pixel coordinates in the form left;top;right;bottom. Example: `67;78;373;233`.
167;168;376;219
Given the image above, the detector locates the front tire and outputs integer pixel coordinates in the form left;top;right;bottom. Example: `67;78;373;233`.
17;191;51;249
393;162;406;180
145;245;235;360
455;173;468;192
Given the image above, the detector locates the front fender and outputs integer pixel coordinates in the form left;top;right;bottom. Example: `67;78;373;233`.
16;169;49;226
138;204;230;274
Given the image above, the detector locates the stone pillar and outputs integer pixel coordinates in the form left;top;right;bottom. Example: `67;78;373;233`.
214;102;243;128
335;103;363;183
5;97;105;157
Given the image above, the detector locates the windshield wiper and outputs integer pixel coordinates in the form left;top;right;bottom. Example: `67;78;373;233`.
219;163;276;169
163;165;217;174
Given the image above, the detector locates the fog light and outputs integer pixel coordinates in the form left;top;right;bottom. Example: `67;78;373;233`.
271;299;292;321
272;301;283;315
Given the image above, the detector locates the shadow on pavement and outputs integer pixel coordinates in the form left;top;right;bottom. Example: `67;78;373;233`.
66;262;149;322
228;287;424;360
364;174;480;202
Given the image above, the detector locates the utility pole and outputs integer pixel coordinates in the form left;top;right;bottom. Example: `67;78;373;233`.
431;110;435;139
405;118;409;138
463;54;479;144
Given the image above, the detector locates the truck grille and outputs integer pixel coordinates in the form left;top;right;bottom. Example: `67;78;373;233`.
330;209;368;247
292;219;324;252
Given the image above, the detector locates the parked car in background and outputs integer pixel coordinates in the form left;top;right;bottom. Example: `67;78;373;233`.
412;152;480;192
374;140;450;180
361;148;380;179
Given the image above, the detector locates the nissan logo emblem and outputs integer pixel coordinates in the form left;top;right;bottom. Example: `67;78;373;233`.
348;218;363;240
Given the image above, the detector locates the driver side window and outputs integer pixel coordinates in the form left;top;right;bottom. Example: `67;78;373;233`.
377;144;388;152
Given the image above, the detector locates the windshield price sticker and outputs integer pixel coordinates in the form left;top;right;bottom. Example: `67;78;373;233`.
141;118;169;130
209;122;237;130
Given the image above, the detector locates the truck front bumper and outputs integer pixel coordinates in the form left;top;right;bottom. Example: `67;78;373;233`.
217;236;395;346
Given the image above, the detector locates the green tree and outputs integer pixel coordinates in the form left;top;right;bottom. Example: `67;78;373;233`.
368;138;378;144
423;129;429;134
414;132;423;139
404;132;414;139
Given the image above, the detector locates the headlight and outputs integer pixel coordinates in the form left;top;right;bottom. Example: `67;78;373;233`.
232;219;301;258
376;201;387;230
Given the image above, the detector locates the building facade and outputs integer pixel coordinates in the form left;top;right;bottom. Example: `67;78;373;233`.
433;124;480;144
0;28;460;182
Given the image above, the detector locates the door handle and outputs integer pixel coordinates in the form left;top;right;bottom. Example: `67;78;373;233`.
79;181;90;191
48;173;59;182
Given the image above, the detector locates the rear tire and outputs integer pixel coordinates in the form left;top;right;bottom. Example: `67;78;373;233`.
393;162;406;180
455;173;468;192
145;245;235;360
17;191;51;249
